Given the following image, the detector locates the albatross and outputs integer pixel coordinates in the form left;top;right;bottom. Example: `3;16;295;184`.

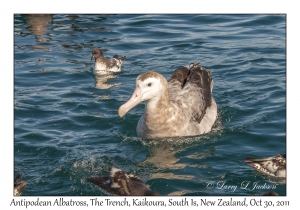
91;47;126;74
118;63;217;139
245;154;286;178
87;167;160;196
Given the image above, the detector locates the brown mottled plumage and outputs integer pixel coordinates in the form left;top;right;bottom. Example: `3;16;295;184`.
91;48;126;74
14;174;26;196
245;154;286;177
87;167;160;196
168;66;189;87
118;63;217;139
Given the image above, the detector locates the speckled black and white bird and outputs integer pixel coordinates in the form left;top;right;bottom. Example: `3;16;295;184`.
118;62;217;139
14;174;27;196
87;167;160;196
245;154;286;178
91;47;126;74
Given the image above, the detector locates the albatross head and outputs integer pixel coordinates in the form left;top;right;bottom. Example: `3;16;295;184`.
118;72;167;118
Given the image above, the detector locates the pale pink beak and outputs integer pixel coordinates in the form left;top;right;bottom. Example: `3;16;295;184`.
118;86;142;117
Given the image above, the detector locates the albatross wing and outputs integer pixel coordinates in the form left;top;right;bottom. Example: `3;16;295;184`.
169;63;214;124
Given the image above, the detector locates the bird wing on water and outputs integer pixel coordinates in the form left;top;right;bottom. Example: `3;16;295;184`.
245;154;286;177
87;176;128;195
14;174;23;185
14;174;27;196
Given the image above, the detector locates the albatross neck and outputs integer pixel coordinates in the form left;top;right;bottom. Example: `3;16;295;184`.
144;88;171;117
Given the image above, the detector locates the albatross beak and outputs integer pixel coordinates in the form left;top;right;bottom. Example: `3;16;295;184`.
91;55;94;61
118;86;142;118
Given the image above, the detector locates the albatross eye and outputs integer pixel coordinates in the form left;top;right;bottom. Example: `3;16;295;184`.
147;83;152;87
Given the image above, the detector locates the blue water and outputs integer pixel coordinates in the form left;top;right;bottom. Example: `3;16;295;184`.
14;14;286;196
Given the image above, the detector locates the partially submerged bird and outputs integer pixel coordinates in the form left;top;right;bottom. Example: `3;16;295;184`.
262;191;279;196
14;174;27;196
91;47;126;74
245;154;286;178
87;167;160;196
118;63;217;139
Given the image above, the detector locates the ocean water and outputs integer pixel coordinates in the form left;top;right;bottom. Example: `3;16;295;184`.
14;14;286;196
